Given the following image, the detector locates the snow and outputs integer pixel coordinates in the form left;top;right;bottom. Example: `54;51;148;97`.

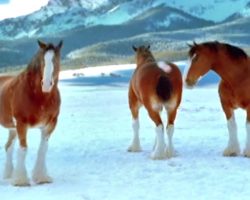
155;13;190;28
1;63;250;199
85;1;148;26
163;0;250;22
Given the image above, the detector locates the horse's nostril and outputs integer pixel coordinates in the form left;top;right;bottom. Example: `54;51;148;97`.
50;79;54;86
185;79;196;87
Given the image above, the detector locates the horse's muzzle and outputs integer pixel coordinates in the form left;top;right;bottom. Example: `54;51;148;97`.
41;79;54;93
185;78;197;89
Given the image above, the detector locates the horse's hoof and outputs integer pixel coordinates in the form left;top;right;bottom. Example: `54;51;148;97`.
243;149;250;158
33;175;53;184
223;147;240;157
11;178;30;187
166;148;176;158
150;151;166;160
127;145;142;152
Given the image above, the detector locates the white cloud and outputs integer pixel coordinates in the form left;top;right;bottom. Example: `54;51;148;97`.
0;0;49;20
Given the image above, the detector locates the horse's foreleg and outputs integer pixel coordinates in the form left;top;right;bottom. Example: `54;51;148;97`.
147;107;166;159
243;108;250;157
32;119;57;184
219;84;240;156
223;111;240;156
128;87;141;152
11;123;30;186
3;129;16;179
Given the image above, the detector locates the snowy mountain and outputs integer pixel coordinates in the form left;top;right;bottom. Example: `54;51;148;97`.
0;0;215;40
0;0;250;68
0;0;249;40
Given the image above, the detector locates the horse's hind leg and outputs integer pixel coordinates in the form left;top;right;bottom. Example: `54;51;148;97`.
166;108;178;158
3;129;16;179
243;108;250;157
128;87;142;152
32;119;57;184
146;107;166;159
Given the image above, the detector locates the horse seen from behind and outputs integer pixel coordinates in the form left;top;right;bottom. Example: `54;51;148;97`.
1;40;63;186
185;41;250;157
128;45;182;159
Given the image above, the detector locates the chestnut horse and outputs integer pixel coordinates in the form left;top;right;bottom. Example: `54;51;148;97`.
185;41;250;157
2;40;62;186
128;45;182;159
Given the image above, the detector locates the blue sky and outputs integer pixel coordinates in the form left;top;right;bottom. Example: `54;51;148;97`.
0;0;48;20
0;0;9;4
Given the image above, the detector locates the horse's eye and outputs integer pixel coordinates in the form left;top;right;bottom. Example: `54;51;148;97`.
191;54;198;62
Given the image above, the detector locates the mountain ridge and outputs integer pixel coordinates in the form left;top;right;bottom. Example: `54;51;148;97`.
0;0;250;68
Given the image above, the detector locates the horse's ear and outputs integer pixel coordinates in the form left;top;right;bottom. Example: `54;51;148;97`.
57;40;63;50
132;46;137;52
187;43;193;48
193;41;197;46
37;40;47;49
147;45;150;50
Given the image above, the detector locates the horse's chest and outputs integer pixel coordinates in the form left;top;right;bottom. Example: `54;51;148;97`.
13;95;60;127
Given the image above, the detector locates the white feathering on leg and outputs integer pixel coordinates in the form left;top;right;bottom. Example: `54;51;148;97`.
3;136;16;179
32;133;52;184
151;124;166;160
243;122;250;157
128;119;142;152
11;147;30;186
166;125;175;158
223;114;240;156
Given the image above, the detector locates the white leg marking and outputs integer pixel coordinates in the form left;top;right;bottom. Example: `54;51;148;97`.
32;132;52;184
243;122;250;157
128;119;142;152
151;124;166;160
166;125;175;158
11;147;30;186
223;114;240;156
3;132;16;179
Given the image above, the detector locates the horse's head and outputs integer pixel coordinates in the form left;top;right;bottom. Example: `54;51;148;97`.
185;41;217;88
37;40;63;93
132;45;154;66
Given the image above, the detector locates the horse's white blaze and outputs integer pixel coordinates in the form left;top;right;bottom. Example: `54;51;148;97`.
42;50;55;93
223;114;240;156
158;61;172;73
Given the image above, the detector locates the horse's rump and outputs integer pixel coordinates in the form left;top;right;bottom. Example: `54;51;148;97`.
156;75;172;101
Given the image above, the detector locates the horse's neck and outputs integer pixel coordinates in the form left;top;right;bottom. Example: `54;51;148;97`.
137;56;155;67
212;56;250;85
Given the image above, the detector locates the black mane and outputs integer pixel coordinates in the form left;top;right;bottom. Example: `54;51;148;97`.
189;41;248;60
45;43;56;51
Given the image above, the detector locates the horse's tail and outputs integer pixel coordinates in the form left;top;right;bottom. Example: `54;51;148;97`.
156;76;172;102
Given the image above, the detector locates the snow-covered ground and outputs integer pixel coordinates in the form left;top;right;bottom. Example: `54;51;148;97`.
0;64;250;200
